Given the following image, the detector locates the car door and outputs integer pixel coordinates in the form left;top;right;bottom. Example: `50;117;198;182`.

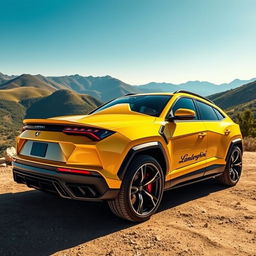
195;100;231;174
165;97;208;184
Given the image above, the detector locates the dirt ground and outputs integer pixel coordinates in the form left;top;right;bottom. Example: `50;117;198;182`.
0;152;255;256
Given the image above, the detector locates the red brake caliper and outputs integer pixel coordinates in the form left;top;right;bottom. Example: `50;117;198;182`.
146;183;152;193
145;173;153;192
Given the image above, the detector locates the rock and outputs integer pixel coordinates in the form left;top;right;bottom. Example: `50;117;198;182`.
145;243;151;249
0;157;6;164
244;215;253;220
203;223;208;228
129;239;137;245
128;231;137;235
4;146;16;164
105;250;114;256
154;235;161;241
180;212;192;217
0;163;7;167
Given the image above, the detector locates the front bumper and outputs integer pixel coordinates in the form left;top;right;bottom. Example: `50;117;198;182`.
12;160;119;201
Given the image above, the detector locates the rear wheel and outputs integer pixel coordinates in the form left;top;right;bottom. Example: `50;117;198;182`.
108;155;164;222
217;146;242;186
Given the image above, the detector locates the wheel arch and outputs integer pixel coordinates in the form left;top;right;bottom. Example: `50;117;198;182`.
117;141;169;180
225;138;243;162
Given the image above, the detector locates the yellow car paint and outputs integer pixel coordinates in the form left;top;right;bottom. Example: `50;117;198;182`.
15;92;242;190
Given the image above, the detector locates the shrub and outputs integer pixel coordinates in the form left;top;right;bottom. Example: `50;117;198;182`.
243;137;256;152
236;110;256;137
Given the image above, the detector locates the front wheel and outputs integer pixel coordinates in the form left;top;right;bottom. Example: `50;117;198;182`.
108;155;164;222
217;146;242;186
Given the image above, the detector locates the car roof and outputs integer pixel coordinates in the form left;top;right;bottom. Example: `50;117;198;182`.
124;91;214;106
124;92;174;96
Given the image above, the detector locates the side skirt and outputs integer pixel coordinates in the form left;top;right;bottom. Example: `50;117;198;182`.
164;164;225;191
164;173;222;191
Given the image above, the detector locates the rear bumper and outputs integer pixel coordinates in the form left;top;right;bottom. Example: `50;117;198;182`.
12;160;119;201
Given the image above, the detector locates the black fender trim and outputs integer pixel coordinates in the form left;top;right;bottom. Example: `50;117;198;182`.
117;141;169;180
225;138;243;162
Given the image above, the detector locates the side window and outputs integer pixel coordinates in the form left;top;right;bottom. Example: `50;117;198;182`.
196;101;218;121
171;97;198;119
213;108;225;120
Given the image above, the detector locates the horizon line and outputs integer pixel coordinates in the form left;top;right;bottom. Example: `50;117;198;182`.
0;71;255;87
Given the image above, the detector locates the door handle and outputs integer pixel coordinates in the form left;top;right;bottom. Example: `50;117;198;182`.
198;132;206;139
224;129;231;136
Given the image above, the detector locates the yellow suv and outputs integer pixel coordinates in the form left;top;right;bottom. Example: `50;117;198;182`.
13;91;243;222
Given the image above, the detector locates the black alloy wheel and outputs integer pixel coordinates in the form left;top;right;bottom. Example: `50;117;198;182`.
108;155;164;222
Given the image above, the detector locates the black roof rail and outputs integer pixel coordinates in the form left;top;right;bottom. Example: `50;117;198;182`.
174;90;214;104
124;93;137;96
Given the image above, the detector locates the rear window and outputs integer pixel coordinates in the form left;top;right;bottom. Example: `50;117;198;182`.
91;95;172;117
196;100;219;121
213;108;225;120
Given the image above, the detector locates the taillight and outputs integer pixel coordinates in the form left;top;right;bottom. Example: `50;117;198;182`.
57;167;92;175
63;127;115;141
22;125;46;132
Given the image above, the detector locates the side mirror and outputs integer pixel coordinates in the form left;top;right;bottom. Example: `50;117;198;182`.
168;108;196;121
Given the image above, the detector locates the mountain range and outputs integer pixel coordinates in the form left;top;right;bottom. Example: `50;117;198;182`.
138;78;256;96
0;73;138;102
0;71;256;156
1;72;255;101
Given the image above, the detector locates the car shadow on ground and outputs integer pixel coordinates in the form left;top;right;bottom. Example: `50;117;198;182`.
0;179;227;256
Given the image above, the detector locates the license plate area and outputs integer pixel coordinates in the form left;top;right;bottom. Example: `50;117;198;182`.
30;142;48;157
20;140;65;162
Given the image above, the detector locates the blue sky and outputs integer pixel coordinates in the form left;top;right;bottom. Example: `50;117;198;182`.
0;0;255;84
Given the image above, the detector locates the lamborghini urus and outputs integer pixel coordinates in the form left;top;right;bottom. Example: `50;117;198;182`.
13;90;243;222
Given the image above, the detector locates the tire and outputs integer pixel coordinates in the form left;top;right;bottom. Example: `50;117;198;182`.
108;155;164;222
217;146;242;186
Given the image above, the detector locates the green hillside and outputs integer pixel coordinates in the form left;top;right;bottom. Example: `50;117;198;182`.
0;89;101;156
0;100;25;156
209;80;256;109
26;90;101;118
0;74;59;91
0;87;51;102
226;99;256;119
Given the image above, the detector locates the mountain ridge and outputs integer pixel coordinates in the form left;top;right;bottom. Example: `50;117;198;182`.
1;72;255;101
209;80;256;109
137;78;256;96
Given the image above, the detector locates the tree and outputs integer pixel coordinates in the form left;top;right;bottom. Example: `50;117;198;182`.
236;110;256;137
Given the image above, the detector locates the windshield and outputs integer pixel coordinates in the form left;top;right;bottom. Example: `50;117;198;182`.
91;95;172;117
